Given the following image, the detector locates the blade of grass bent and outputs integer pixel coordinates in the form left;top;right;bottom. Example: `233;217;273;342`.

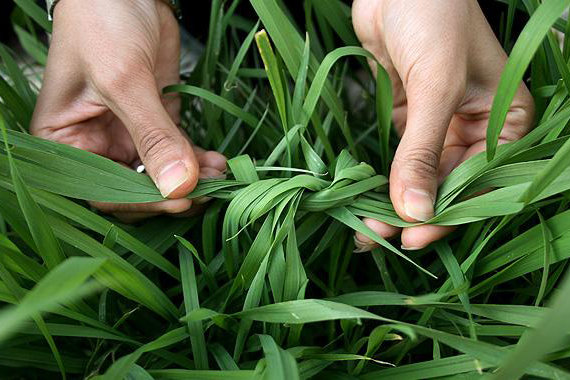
326;207;436;279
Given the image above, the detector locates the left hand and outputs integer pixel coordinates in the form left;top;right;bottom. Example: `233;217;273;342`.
31;0;226;223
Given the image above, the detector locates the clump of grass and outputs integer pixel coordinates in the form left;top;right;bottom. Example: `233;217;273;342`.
1;0;570;378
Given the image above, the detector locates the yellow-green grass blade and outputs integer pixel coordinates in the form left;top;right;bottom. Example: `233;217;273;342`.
255;29;288;132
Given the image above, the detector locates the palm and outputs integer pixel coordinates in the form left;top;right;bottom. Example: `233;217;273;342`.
393;95;496;184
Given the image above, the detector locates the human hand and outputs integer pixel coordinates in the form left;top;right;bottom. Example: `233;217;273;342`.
351;0;534;250
31;0;226;222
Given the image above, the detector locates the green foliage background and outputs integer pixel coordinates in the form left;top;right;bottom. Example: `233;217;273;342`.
1;0;570;379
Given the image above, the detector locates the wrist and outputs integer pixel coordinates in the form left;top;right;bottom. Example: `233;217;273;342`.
47;0;181;21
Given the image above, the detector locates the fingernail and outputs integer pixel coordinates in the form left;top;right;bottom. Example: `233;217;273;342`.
157;161;189;198
199;168;227;180
205;174;227;180
401;244;423;251
403;188;434;222
193;196;212;205
354;235;376;252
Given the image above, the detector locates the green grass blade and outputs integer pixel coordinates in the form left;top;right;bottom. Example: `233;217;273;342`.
224;20;260;92
292;33;311;124
535;211;552;306
0;257;105;341
14;25;48;65
434;241;476;339
0;261;67;379
13;0;52;32
494;268;570;379
165;84;261;129
177;237;209;370
259;334;300;380
96;327;189;380
326;207;436;279
210;343;240;370
375;63;393;175
486;0;569;160
1;115;65;269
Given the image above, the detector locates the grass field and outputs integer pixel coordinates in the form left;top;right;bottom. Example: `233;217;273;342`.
1;0;570;378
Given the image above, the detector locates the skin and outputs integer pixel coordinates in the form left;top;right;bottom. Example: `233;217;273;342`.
351;0;535;250
33;0;534;246
31;0;227;222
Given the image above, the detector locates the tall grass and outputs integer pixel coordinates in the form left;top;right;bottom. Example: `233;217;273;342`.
1;0;570;378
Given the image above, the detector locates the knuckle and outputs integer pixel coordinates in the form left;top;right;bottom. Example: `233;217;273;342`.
503;90;535;142
137;129;177;162
161;201;192;214
94;58;148;96
29;123;49;139
502;113;534;142
502;117;528;141
395;147;440;179
89;201;116;213
406;59;466;106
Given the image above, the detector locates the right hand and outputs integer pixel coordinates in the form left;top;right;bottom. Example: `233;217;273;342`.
31;0;226;222
351;0;534;250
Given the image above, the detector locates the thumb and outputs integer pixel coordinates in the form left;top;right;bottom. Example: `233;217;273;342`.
390;75;463;222
103;73;199;199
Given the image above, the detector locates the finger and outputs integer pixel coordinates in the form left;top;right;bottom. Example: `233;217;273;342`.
389;66;466;223
354;218;401;252
192;166;227;205
168;202;209;218
111;204;206;223
112;212;161;224
154;123;227;176
170;128;228;173
110;186;212;223
90;198;193;214
177;134;227;172
196;150;227;172
98;68;199;199
401;225;455;251
199;166;226;179
90;163;223;219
